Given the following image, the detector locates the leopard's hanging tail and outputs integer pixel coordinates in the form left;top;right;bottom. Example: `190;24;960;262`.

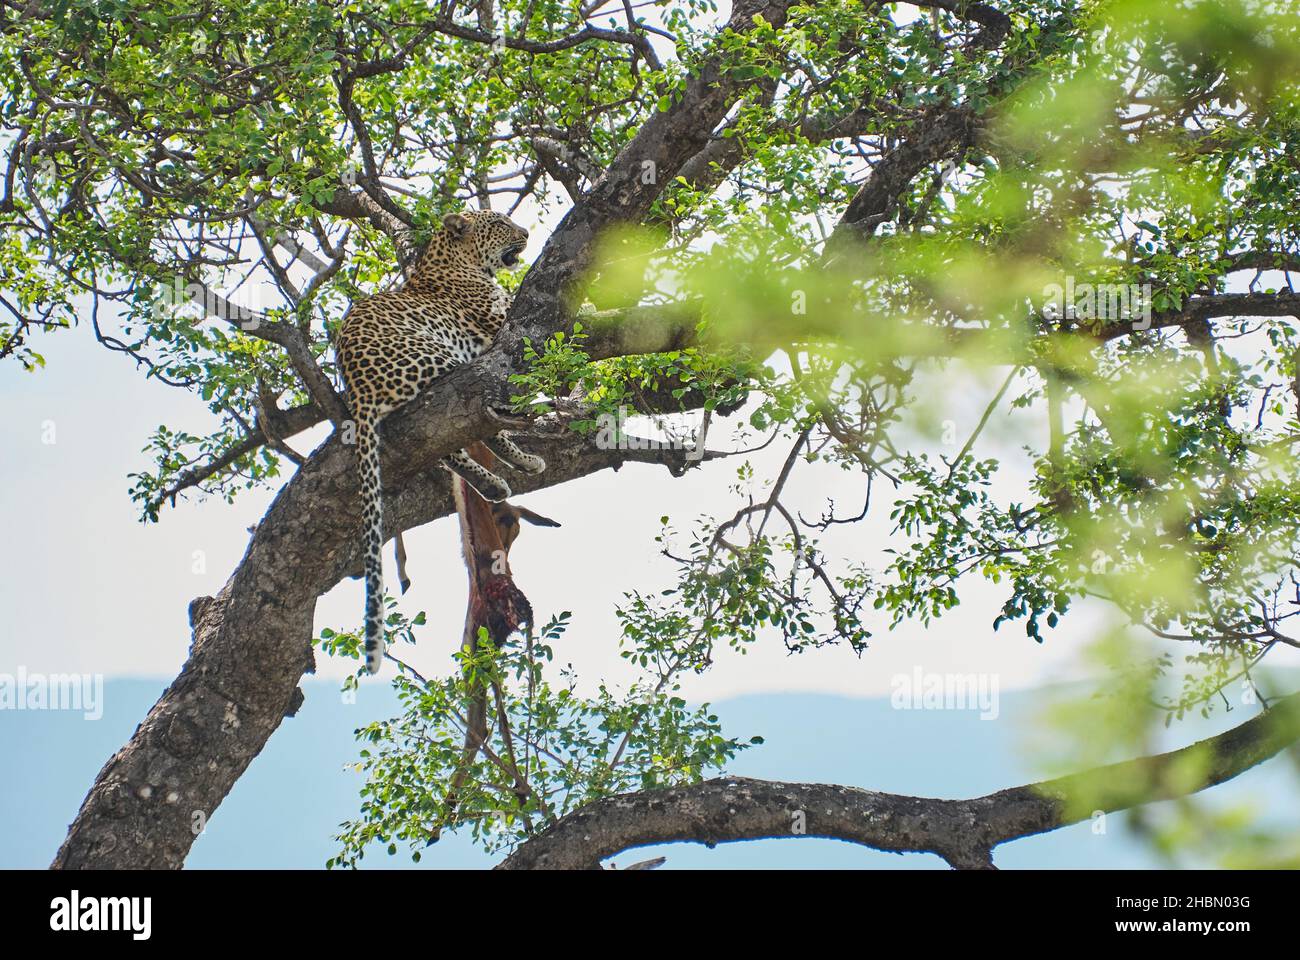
357;412;386;673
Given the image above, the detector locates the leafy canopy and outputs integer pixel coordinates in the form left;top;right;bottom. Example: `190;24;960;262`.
4;0;1300;865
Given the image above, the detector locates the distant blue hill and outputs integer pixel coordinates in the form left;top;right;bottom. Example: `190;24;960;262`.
2;678;1290;869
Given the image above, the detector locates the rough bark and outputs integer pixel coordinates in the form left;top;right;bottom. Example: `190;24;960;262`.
506;0;797;343
50;0;796;870
497;690;1300;869
51;404;710;869
50;0;1298;870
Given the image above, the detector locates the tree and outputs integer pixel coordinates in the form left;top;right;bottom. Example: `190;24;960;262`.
3;0;1297;869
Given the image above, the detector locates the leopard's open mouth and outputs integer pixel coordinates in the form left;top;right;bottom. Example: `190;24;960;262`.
501;243;526;267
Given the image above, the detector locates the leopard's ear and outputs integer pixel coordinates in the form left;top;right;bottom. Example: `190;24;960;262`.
442;211;471;239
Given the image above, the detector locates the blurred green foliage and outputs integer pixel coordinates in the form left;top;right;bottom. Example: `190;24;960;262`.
5;0;1300;864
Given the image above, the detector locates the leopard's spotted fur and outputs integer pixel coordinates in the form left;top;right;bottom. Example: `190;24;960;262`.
336;210;545;673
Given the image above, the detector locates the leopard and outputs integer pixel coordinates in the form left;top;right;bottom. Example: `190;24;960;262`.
336;209;546;674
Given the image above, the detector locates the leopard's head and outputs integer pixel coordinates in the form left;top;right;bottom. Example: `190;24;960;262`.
442;209;529;274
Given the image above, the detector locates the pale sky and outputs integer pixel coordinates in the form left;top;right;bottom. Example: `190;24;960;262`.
5;0;1300;878
3;0;1296;720
1;311;1155;705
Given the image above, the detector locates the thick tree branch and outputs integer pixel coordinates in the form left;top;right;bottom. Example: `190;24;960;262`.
496;690;1300;869
51;392;707;868
578;289;1300;367
53;0;1287;873
49;0;787;857
506;0;797;342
